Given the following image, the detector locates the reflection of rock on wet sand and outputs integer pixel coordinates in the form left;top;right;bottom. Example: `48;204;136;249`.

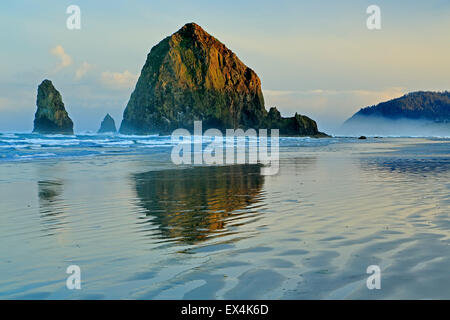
37;180;65;235
134;164;265;244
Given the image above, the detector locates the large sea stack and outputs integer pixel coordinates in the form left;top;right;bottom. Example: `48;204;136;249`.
98;113;117;133
33;80;74;135
120;23;326;137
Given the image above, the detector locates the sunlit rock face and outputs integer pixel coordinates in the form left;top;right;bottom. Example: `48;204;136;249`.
120;23;325;137
33;79;74;135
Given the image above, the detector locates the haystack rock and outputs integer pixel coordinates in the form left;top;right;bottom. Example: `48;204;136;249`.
120;22;327;137
33;79;74;135
98;113;117;133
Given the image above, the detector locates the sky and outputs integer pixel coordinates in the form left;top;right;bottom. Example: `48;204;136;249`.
0;0;449;133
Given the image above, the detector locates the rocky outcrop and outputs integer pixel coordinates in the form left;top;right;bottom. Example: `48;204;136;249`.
120;23;327;137
33;80;74;134
265;107;327;137
98;113;117;133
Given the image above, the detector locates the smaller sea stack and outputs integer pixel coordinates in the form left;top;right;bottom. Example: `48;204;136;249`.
33;79;74;135
98;114;117;133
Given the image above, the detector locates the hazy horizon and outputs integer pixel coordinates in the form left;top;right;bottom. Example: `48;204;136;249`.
1;0;449;133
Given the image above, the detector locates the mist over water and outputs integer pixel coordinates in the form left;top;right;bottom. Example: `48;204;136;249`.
337;116;450;137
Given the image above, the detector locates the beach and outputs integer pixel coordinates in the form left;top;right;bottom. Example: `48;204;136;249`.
0;135;449;299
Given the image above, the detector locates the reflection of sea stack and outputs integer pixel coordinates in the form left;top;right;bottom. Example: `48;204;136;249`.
134;164;265;244
33;80;74;135
98;113;117;133
37;180;66;236
120;22;326;137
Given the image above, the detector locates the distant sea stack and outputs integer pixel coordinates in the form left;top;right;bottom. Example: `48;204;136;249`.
98;114;117;133
33;80;74;135
120;22;327;137
342;91;450;136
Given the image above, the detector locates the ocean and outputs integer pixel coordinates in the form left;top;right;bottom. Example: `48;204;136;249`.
0;133;449;299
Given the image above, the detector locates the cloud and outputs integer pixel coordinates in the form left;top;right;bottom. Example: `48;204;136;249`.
263;88;405;112
75;62;93;80
263;90;296;97
101;70;138;89
50;45;73;70
351;87;406;106
262;87;407;133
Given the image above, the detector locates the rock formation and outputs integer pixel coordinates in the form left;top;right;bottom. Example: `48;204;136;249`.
265;107;326;136
97;113;117;133
33;80;74;135
120;23;327;137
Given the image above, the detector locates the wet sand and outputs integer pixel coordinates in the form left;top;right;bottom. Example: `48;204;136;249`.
0;137;449;299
